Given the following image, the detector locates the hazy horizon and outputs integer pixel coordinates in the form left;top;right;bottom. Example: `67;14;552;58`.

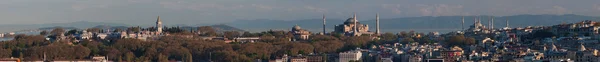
2;0;600;25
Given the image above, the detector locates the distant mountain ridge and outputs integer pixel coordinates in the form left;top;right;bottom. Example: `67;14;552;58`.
1;14;599;33
0;21;129;32
224;14;600;33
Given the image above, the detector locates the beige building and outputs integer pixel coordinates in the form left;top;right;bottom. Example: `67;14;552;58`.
338;50;362;62
334;13;373;36
291;25;311;41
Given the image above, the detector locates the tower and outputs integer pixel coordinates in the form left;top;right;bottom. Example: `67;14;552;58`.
323;14;326;34
488;16;492;29
376;13;380;35
353;13;359;36
506;20;509;28
462;16;464;30
156;16;163;34
491;17;494;29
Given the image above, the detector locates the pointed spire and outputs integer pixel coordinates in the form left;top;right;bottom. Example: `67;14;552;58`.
353;12;357;22
506;20;509;28
323;14;326;34
462;16;465;30
488;16;492;29
376;13;380;35
353;13;358;33
491;17;494;29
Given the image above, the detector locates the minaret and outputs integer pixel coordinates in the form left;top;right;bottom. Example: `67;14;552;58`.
376;13;380;35
506;20;509;28
353;13;358;32
491;17;494;29
323;14;326;34
462;16;465;30
488;16;492;29
353;13;359;36
156;16;163;34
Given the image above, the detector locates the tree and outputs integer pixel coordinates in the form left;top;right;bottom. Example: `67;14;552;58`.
127;27;141;33
50;27;65;36
223;31;240;39
86;28;102;33
113;28;124;32
312;40;344;53
66;29;79;36
74;45;91;59
380;32;398;41
401;38;415;44
0;48;11;58
238;42;276;59
40;31;49;36
197;26;217;36
125;52;135;62
446;35;475;46
158;54;169;62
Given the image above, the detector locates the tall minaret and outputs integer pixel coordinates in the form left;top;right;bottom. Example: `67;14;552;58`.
156;16;163;34
491;17;494;29
376;13;380;35
353;13;358;33
506;20;509;28
462;16;465;30
322;14;326;34
488;16;492;29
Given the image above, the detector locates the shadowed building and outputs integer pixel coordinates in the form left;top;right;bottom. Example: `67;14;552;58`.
291;25;311;41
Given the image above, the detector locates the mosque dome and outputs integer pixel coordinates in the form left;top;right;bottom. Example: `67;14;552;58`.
344;18;358;24
293;25;302;30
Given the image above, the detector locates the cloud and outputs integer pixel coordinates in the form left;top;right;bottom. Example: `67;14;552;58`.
304;6;328;13
594;4;600;11
381;4;403;14
70;1;112;11
416;4;463;16
544;6;570;15
251;4;274;11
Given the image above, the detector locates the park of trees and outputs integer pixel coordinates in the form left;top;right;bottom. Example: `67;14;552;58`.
0;26;477;61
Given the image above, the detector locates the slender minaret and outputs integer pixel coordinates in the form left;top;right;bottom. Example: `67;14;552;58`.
462;16;465;30
376;13;380;35
491;17;494;29
506;20;509;28
488;16;492;29
323;14;326;34
353;13;358;33
156;16;163;34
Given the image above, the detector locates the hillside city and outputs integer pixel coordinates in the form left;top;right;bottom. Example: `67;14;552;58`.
1;14;600;62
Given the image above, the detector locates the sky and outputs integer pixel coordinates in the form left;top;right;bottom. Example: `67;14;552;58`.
1;0;600;25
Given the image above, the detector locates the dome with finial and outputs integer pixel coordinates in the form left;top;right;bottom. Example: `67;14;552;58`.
344;18;358;24
293;25;302;30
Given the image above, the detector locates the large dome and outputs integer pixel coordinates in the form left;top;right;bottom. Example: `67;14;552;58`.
293;25;301;30
344;18;359;24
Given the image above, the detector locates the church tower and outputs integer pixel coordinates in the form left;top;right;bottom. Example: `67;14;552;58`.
156;16;163;34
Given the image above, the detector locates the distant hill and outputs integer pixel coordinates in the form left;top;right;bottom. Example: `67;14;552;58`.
0;21;129;32
2;14;599;33
179;24;246;32
224;14;600;33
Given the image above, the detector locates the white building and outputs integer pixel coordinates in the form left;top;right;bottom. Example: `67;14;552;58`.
338;50;362;62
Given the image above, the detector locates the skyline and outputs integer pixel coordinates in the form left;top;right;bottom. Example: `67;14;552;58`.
2;0;600;25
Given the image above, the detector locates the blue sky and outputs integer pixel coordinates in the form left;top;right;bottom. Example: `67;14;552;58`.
1;0;600;25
